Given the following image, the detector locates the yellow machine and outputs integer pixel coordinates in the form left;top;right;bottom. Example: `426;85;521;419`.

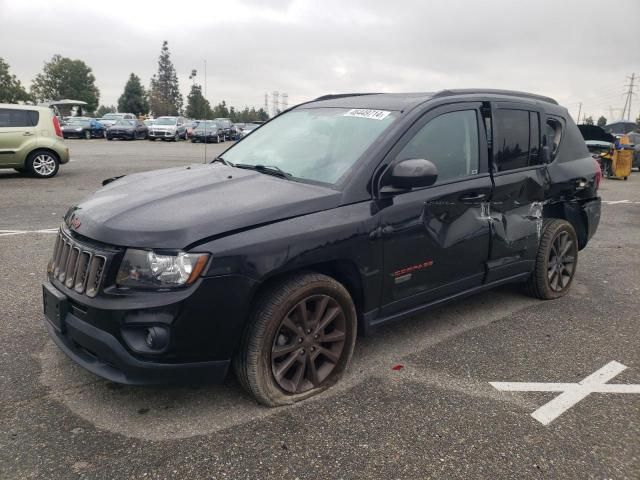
601;134;633;180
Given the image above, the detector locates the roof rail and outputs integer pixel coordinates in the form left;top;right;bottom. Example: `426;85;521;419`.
433;89;558;105
313;93;382;102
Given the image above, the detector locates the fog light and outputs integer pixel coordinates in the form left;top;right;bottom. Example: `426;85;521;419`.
144;326;169;350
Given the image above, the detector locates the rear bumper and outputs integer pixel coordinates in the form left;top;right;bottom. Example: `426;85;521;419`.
46;311;230;385
582;197;601;243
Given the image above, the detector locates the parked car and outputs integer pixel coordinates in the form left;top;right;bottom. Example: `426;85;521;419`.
191;120;226;143
143;119;155;127
0;103;69;178
239;122;262;138
213;117;234;140
98;113;136;129
106;119;148;140
42;90;601;405
61;118;105;139
147;116;188;141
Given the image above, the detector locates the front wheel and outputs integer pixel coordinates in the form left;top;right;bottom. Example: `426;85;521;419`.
27;150;60;178
524;219;578;300
234;273;357;406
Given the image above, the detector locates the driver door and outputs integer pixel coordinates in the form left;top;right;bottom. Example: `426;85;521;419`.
377;102;493;317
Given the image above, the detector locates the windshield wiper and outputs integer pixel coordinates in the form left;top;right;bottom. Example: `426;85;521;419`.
211;156;232;166
233;163;292;179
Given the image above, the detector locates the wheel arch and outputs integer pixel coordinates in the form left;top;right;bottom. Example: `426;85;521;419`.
543;201;588;250
249;259;366;333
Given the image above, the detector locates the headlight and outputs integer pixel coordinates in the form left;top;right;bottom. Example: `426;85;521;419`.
75;128;83;131
116;249;209;289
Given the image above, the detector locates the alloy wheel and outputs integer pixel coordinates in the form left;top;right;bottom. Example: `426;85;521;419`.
547;230;576;292
271;295;346;394
32;154;57;177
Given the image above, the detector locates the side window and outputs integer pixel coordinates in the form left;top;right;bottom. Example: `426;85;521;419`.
494;109;530;171
0;108;37;128
396;110;479;184
545;117;563;158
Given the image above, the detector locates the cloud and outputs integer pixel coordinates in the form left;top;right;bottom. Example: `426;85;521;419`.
1;0;638;121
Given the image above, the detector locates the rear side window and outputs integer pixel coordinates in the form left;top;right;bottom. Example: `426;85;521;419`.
493;109;541;171
545;117;563;158
0;108;39;128
396;110;479;183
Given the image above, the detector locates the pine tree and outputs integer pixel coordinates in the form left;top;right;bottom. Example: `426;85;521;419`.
185;84;212;119
596;116;607;127
118;73;149;116
584;116;594;126
0;57;31;103
148;41;183;116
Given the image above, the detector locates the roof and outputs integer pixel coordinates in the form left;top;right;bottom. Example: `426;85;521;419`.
0;103;52;111
304;89;558;111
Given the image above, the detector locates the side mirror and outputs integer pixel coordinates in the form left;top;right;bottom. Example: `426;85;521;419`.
381;158;438;192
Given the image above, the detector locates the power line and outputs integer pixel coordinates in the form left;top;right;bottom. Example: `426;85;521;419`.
621;73;636;121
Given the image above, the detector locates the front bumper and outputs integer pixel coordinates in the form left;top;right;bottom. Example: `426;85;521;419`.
46;309;230;385
43;269;258;385
148;130;177;138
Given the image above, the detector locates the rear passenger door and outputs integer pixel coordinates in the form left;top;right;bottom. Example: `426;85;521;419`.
485;103;548;282
0;108;38;166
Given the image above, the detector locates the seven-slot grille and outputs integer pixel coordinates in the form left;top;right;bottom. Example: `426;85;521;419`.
50;230;107;297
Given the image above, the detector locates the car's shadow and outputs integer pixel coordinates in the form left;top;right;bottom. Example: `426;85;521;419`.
39;284;536;440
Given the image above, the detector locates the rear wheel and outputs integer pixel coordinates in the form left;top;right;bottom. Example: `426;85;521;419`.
84;130;91;140
524;219;578;300
27;150;60;178
234;272;357;406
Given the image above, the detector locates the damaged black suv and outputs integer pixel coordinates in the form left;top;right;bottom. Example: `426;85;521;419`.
43;90;601;406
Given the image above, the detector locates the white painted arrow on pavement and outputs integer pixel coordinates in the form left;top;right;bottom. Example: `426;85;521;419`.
490;361;640;425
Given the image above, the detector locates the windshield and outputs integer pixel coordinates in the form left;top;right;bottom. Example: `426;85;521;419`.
67;119;90;126
115;120;135;126
196;121;217;129
101;114;123;120
155;117;177;125
222;108;397;184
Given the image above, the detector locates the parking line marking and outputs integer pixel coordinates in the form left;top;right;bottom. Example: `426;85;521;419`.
0;228;58;237
490;361;640;425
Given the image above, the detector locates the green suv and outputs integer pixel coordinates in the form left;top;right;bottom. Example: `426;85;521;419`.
0;104;70;178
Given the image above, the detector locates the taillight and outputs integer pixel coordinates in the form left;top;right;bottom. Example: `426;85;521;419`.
53;116;63;138
593;157;602;190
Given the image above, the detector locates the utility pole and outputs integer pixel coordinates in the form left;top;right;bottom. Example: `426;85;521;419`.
577;102;582;123
622;73;636;121
264;93;269;115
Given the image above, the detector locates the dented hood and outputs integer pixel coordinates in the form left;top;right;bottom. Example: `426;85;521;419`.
66;164;341;249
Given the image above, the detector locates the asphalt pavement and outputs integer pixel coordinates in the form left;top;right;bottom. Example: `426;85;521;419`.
1;139;638;479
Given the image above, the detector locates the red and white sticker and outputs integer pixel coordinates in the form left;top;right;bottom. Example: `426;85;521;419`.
343;109;391;120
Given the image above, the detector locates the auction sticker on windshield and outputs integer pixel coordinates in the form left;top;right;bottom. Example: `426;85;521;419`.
343;109;391;120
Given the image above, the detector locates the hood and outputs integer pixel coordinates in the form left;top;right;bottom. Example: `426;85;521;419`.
65;164;342;249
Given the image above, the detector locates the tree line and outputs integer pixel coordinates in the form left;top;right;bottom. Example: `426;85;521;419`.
0;41;269;123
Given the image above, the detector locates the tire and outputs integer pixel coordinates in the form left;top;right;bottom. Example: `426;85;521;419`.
27;150;60;178
149;137;156;141
84;130;91;140
191;139;197;143
107;136;113;141
174;132;179;142
624;176;628;180
524;219;578;300
234;272;357;407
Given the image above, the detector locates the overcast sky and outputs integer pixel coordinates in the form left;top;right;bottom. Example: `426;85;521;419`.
1;0;638;122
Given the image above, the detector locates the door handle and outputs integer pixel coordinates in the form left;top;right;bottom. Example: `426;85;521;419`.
23;132;34;136
459;193;486;202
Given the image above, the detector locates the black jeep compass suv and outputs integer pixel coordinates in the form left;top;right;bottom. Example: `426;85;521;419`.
43;90;601;406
